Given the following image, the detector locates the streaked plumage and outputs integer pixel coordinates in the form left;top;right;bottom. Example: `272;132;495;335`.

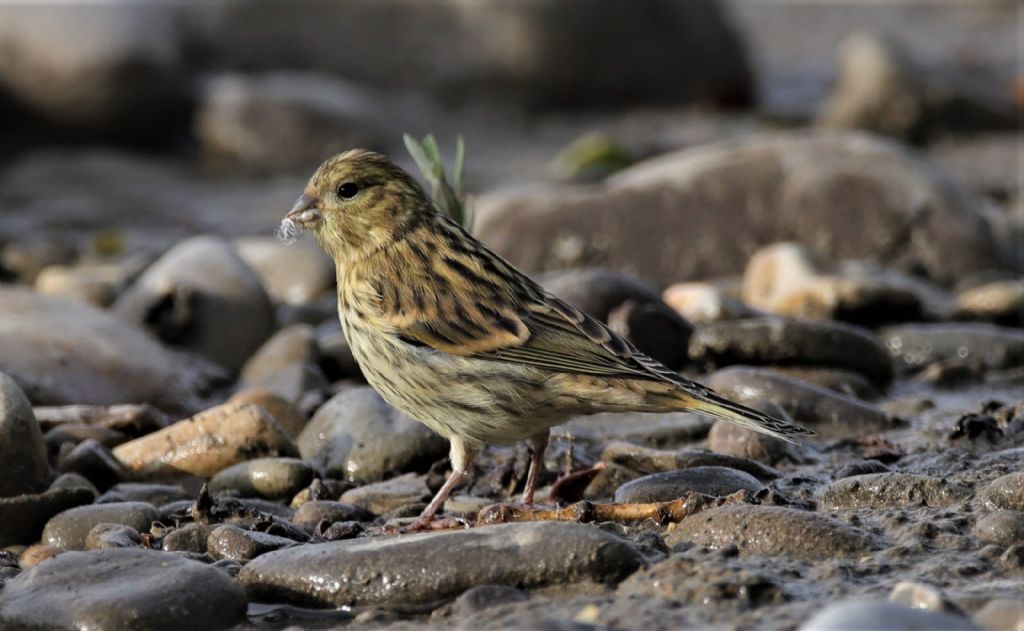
285;149;813;528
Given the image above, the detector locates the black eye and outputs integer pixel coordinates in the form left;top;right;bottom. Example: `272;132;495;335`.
337;182;359;199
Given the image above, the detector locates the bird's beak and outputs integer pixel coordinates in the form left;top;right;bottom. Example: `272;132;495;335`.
286;193;323;227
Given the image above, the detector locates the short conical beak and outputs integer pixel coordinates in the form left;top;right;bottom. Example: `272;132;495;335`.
286;194;322;225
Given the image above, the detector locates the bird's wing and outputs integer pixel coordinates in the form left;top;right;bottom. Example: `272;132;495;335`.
376;218;694;390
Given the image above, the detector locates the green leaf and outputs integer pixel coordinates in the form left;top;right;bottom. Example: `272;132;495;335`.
402;132;474;233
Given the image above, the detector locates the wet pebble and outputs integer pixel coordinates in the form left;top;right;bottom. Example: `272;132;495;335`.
113;403;297;477
880;323;1024;372
208;457;314;501
238;324;327;403
799;598;981;631
817;473;970;510
614;466;763;503
666;505;878;559
834;460;892;479
162;522;214;554
58;439;130;489
601;442;781;481
450;584;529;615
0;372;50;497
982;473;1024;511
208;524;297;562
689;317;893;385
0;548;247;630
298;387;447;482
0;485;95;547
339;473;431;516
240;522;642;608
973;511;1024;546
84;523;142;550
291;500;372;528
888;581;958;613
707;366;899;438
41;501;158;550
18;543;62;569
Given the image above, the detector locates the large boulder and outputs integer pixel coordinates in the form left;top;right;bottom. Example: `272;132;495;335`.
197;0;753;109
476;132;1008;286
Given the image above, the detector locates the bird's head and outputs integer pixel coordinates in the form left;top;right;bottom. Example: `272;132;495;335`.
284;149;430;262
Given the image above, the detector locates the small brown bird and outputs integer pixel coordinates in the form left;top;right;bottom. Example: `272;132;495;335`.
285;149;813;529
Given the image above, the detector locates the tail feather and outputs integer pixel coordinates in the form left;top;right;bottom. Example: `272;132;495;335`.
680;392;815;444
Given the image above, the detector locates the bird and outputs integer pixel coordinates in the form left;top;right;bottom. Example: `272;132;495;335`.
284;149;814;530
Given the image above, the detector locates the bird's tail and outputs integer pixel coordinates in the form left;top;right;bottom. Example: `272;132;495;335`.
674;391;815;444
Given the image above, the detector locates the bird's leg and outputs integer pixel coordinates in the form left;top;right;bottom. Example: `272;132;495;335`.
521;431;550;505
409;436;477;531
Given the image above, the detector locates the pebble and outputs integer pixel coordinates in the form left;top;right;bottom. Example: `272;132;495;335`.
982;473;1024;511
238;324;326;403
113;403;297;477
339;473;431;516
973;511;1024;546
600;442;781;481
291;500;372;528
234;237;334;306
834;460;892;479
449;584;529;615
228;389;308;439
0;287;216;411
207;524;297;562
0;548;247;630
0;372;49;497
18;544;62;569
84;523;142;550
689;317;893;385
888;581;958;613
707;366;898;438
161;523;213;554
663;281;755;324
879;323;1024;372
706;419;798;465
799;598;982;631
564;411;712;448
955;280;1024;327
41;502;158;550
297;387;447;482
614;466;763;503
45;423;128;452
769;366;880;400
666;505;878;559
240;522;643;608
34;261;135;307
96;483;190;507
816;473;971;510
57;438;130;489
112;235;276;371
209;457;314;500
973;598;1024;631
0;485;95;547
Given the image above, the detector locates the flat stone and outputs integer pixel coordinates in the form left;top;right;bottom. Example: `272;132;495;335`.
41;502;158;550
0;372;49;497
614;467;763;503
707;366;899;438
113;403;297;478
291;501;372;528
982;473;1024;511
600;442;781;481
339;473;431;516
689;317;893;386
879;323;1024;372
228;389;308;439
800;598;981;631
0;486;95;547
667;505;877;559
97;483;190;507
706;420;797;465
207;524;297;562
973;511;1024;546
0;548;247;630
816;473;971;510
298;387;446;483
239;522;643;608
209;457;314;500
0;287;217;412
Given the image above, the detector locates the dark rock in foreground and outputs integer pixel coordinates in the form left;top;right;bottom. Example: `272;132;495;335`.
0;548;247;631
240;522;643;608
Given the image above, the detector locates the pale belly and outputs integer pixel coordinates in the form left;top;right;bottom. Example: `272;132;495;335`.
341;315;572;447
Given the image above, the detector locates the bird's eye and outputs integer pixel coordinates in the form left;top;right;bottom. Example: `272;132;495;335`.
337;182;359;199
